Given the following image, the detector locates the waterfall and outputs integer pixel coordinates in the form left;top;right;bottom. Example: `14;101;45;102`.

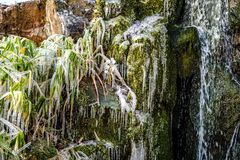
225;123;240;160
187;0;230;159
196;27;211;160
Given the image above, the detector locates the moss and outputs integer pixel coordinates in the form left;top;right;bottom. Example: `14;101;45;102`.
70;108;124;146
127;113;144;140
77;88;90;106
125;18;176;159
94;0;105;18
107;16;131;36
127;44;150;110
175;27;200;78
25;140;57;160
200;68;240;158
134;0;178;20
230;2;240;29
124;16;167;110
152;109;172;160
106;16;131;63
214;70;240;133
135;0;164;19
121;0;137;19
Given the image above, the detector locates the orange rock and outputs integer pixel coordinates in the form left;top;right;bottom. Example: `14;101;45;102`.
0;0;90;43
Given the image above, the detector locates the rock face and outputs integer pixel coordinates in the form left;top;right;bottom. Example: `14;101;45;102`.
231;0;240;79
228;1;240;159
171;27;201;160
0;1;47;42
0;0;90;43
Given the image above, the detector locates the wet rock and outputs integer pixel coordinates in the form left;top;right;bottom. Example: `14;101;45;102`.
46;0;88;39
230;0;240;79
210;68;240;159
171;26;201;160
107;14;176;159
171;25;240;159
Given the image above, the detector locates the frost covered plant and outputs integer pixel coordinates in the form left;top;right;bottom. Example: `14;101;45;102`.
103;58;117;85
0;17;136;158
0;118;30;160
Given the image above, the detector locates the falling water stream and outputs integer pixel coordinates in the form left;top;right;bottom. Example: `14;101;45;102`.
196;27;211;160
225;123;240;160
187;0;231;159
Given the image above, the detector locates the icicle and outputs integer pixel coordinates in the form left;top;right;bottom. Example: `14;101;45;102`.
115;86;130;112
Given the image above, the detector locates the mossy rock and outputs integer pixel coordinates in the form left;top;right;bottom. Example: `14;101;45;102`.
127;42;150;110
151;109;172;159
106;16;132;62
134;0;178;20
123;15;169;111
214;70;240;138
25;140;57;160
175;27;201;78
171;26;201;160
203;68;240;159
121;0;137;18
230;1;240;29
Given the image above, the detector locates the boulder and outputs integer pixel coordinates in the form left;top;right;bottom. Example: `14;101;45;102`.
0;1;47;43
0;0;89;43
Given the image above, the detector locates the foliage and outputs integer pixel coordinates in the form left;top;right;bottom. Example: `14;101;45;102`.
0;118;29;159
0;17;135;159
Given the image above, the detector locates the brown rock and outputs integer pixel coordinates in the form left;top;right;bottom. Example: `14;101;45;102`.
0;0;89;43
0;1;47;43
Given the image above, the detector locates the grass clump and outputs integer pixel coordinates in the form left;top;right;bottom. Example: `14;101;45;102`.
0;17;136;159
